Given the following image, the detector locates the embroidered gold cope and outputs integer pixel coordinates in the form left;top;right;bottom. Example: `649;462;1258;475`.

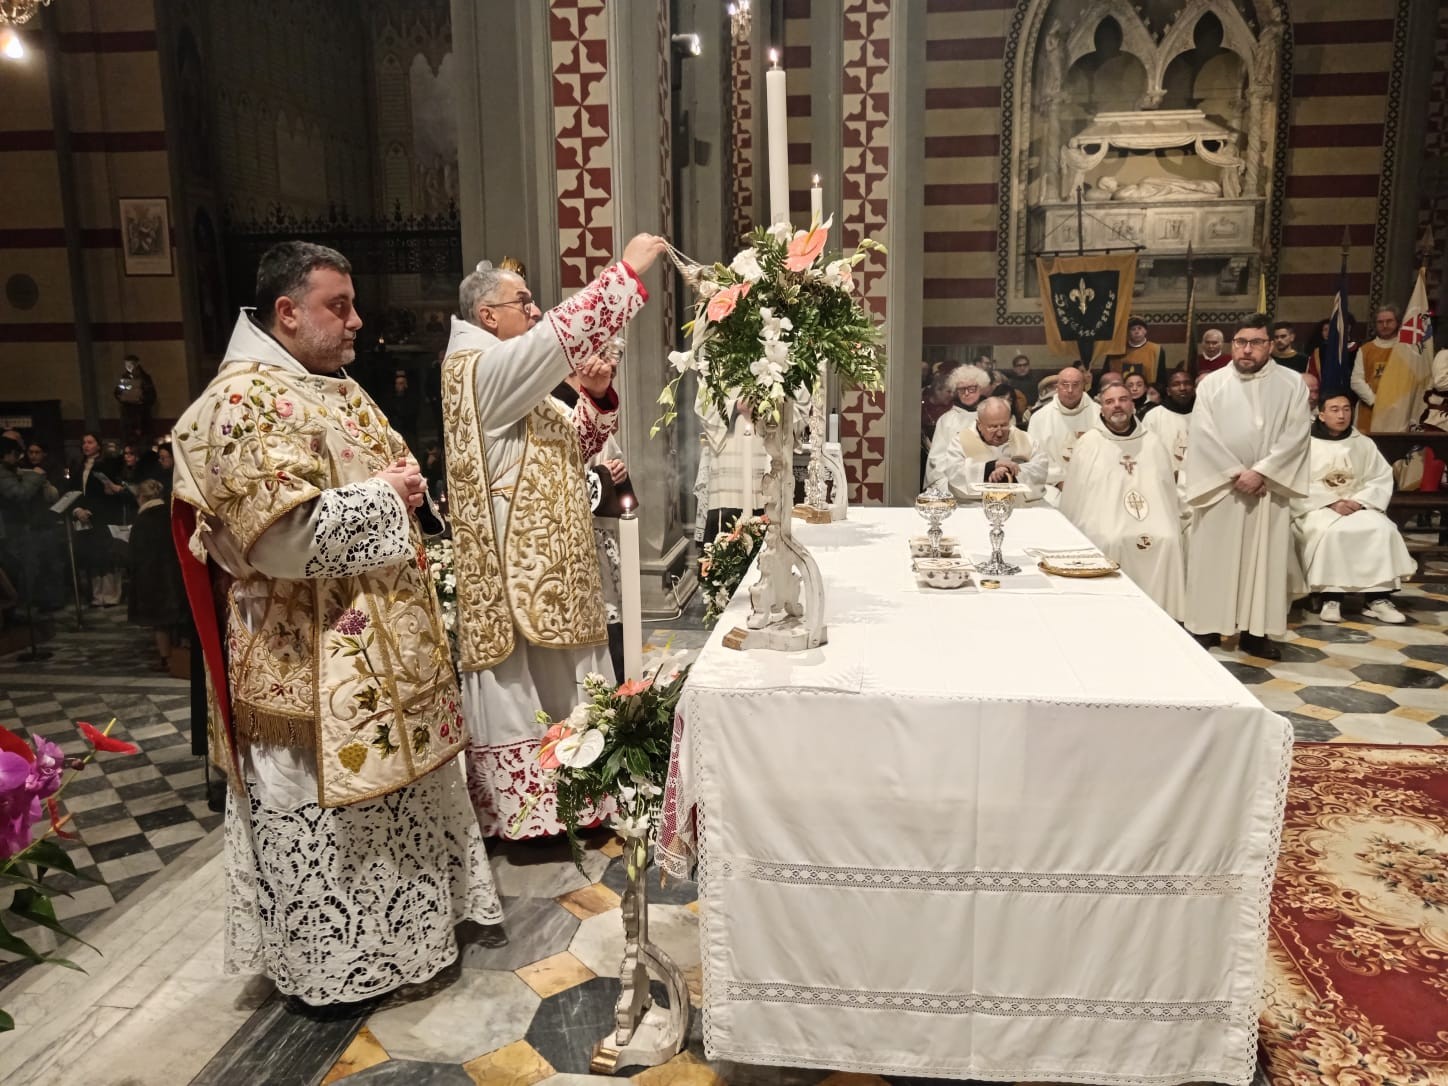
440;351;606;674
173;360;463;807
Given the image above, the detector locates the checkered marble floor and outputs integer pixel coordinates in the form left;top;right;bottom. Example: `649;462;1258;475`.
0;608;222;987
2;578;1444;1085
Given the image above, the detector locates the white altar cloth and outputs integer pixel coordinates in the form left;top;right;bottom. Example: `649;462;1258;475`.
659;507;1291;1085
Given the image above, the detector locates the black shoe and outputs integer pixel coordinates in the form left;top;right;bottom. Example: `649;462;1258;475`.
1238;633;1281;660
1190;631;1219;649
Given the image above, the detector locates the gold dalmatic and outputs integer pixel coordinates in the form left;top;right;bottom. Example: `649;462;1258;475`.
441;348;607;674
172;362;464;808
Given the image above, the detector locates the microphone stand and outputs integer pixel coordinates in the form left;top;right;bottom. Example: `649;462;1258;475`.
14;520;53;662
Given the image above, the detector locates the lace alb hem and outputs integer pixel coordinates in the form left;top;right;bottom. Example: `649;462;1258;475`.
718;856;1247;896
224;762;501;1006
303;478;411;578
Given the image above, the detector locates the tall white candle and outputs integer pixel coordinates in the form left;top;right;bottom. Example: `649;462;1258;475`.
619;505;643;681
828;410;839;445
810;174;822;227
766;50;789;227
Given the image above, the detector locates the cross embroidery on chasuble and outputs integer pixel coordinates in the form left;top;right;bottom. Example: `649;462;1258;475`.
1119;454;1137;475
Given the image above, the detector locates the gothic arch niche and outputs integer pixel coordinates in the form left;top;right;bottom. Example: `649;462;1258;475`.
999;0;1291;322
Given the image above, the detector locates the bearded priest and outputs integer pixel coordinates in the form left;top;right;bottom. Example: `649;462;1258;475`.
441;234;668;839
1292;390;1415;624
1026;365;1099;503
1061;383;1186;619
171;242;502;1006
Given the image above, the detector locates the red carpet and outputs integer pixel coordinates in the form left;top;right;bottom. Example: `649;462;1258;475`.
1261;744;1448;1085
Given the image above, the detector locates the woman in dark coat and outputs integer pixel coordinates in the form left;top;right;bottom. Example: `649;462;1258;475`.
127;478;186;669
70;432;126;606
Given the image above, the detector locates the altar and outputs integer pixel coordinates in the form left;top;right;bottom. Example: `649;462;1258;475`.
659;506;1291;1085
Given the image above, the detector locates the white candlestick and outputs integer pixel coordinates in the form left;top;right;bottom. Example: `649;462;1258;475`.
828;410;839;445
766;51;789;227
619;506;643;682
740;423;755;518
810;174;822;227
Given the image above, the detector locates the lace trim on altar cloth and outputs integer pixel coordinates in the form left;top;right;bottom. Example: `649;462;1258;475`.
224;763;502;1006
302;478;411;579
720;857;1247;896
723;981;1234;1021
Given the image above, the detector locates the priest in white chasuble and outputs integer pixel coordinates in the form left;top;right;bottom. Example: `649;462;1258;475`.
1026;365;1099;503
1061;384;1185;619
1292;391;1415;625
923;363;988;489
171;242;501;1007
1350;305;1427;432
1182;315;1310;659
941;396;1049;502
441;234;668;840
1142;368;1195;484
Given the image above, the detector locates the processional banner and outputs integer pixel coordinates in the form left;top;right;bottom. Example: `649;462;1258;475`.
1036;254;1137;366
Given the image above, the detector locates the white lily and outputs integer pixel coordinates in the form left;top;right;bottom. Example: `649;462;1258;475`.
554;728;605;769
729;247;764;282
565;703;592;730
697;278;721;299
750;356;785;386
766;221;792;243
667;348;694;374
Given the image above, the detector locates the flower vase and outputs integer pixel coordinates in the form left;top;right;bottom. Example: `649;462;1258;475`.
589;828;689;1073
724;397;828;652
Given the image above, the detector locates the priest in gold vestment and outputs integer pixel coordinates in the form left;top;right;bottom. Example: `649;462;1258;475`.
442;234;667;839
172;242;501;1006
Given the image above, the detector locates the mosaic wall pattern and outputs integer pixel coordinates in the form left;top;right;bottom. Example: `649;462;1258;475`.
839;0;892;504
550;0;614;290
727;31;756;250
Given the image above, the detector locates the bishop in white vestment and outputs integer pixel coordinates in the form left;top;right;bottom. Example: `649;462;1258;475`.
1292;391;1415;624
941;396;1049;502
1026;366;1099;504
1061;384;1185;619
441;235;666;838
1183;320;1310;658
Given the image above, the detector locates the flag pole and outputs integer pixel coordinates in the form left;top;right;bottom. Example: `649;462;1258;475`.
1183;242;1196;376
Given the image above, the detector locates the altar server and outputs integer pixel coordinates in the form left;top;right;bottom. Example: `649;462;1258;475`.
441;233;667;839
1183;314;1310;659
171;242;502;1005
941;396;1048;502
1027;365;1099;501
1293;391;1415;624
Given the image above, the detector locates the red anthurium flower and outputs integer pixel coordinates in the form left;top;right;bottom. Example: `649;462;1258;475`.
46;796;77;840
77;721;140;755
0;724;35;763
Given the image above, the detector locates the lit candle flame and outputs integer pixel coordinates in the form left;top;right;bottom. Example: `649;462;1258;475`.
769;48;778;67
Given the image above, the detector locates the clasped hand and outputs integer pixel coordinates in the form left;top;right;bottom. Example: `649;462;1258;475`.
988;461;1020;483
576;354;616;397
1232;468;1266;496
1330;499;1363;516
376;458;426;509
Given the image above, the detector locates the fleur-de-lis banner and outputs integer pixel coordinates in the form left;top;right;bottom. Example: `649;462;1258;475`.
1036;254;1138;365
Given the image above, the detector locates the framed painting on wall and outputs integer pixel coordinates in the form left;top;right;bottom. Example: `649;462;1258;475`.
119;197;173;276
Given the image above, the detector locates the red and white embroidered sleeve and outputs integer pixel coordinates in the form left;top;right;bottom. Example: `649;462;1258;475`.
544;262;648;371
573;390;619;461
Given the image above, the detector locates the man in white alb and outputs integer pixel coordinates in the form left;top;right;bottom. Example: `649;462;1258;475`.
1027;365;1099;504
1142;368;1195;483
1182;314;1310;659
940;396;1049;502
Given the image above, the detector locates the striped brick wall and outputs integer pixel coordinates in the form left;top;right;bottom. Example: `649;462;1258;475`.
783;0;814;223
919;0;1410;367
0;0;188;436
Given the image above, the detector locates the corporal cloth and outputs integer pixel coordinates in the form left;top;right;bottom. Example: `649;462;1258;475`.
1183;361;1309;638
1025;394;1100;498
441;261;645;839
1061;423;1185;619
658;507;1291;1085
172;313;500;1004
941;424;1048;503
1291;429;1415;592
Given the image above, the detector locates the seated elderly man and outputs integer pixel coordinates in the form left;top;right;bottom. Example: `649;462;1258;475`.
924;363;989;489
940;396;1048;503
1292;390;1415;624
1061;383;1185;619
1027;365;1100;503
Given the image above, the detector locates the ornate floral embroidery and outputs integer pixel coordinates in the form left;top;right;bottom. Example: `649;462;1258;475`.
545;262;646;370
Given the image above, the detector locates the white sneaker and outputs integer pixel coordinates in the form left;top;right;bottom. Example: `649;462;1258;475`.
1319;600;1341;623
1364;599;1406;624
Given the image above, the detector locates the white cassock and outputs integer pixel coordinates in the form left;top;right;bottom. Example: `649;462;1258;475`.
1183;360;1310;638
446;316;618;839
1142;405;1191;478
941;424;1049;503
923;404;975;489
1292;429;1415;593
1027;395;1100;507
1060;424;1185;620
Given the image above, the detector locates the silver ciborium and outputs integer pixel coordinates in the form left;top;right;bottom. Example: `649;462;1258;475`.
979;487;1021;575
914;486;957;559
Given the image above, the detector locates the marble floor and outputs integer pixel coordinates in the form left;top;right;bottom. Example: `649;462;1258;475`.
1;572;1445;1085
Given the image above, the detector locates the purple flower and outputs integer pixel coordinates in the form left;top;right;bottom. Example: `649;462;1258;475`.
27;736;64;799
331;608;369;636
0;751;41;859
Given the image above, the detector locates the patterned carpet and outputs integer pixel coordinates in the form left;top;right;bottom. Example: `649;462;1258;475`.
1260;744;1448;1086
